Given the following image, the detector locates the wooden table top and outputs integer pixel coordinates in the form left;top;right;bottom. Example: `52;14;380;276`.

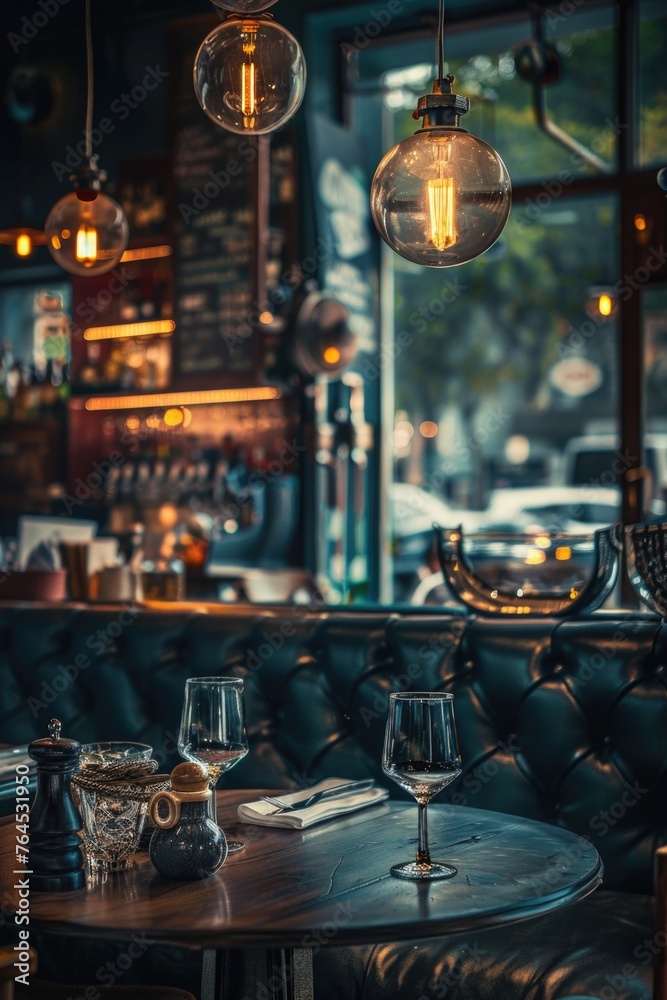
0;790;602;951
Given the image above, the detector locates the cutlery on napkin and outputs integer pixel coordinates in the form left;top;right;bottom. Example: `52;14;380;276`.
237;778;389;829
260;778;375;811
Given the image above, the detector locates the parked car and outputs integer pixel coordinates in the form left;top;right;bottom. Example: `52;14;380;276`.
563;433;667;499
389;482;485;599
481;485;623;534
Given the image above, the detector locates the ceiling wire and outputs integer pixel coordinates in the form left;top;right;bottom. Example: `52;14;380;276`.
437;0;445;83
84;0;93;160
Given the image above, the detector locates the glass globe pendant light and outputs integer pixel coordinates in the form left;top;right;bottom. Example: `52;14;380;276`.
194;0;306;135
370;0;511;268
45;0;128;276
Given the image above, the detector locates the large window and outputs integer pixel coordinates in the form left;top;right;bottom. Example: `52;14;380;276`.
307;0;667;604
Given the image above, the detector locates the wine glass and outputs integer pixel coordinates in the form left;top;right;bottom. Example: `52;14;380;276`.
382;692;462;880
178;676;249;854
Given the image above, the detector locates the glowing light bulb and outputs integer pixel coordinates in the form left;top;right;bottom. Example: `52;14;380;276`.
323;346;341;365
45;160;129;277
75;222;98;266
241;25;257;125
598;293;613;317
370;75;511;267
428;176;456;251
194;14;306;135
15;233;32;257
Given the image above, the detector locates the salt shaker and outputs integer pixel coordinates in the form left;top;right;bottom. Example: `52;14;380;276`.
27;718;85;892
149;762;227;880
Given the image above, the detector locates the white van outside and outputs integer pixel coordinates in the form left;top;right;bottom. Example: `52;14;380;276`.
563;433;667;498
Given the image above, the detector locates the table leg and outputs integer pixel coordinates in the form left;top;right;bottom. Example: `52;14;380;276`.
201;949;219;1000
290;948;314;1000
211;946;314;1000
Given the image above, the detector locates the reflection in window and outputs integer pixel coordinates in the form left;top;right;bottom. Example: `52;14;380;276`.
344;4;631;603
389;194;619;599
638;0;667;168
349;6;618;187
644;287;667;509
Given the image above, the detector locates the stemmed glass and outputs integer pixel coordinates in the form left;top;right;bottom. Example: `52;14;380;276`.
178;676;249;854
382;692;462;880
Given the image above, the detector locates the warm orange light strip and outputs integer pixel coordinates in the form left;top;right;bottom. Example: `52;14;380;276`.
120;245;174;262
83;320;176;341
84;386;282;411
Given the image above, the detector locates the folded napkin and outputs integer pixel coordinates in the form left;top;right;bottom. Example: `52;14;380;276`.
237;778;389;829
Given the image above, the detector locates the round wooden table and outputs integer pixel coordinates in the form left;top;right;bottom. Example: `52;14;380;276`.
0;790;603;1000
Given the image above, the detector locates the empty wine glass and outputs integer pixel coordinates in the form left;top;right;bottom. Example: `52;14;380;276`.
178;676;249;854
382;692;462;880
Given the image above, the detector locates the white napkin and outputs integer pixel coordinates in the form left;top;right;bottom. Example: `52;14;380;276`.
237;778;389;829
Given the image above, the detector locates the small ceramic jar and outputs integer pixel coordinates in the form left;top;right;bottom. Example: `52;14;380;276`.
149;762;227;880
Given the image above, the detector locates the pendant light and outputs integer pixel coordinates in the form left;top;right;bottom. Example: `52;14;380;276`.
44;0;128;277
0;228;44;258
370;0;511;268
193;0;306;135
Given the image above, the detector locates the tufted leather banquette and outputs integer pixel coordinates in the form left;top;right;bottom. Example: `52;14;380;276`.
1;601;665;999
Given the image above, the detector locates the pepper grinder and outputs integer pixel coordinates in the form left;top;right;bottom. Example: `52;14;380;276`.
28;718;85;892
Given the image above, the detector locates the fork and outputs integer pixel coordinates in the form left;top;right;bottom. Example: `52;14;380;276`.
259;779;375;812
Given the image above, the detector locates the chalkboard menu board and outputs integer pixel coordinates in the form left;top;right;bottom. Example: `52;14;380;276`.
169;16;258;379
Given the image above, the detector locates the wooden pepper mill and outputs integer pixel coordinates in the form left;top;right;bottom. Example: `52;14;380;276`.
28;718;85;892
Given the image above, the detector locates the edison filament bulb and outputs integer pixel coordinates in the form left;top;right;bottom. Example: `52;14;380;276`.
194;14;306;135
45;160;128;277
370;76;511;267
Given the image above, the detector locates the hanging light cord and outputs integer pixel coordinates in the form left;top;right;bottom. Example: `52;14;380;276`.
84;0;94;160
437;0;445;85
